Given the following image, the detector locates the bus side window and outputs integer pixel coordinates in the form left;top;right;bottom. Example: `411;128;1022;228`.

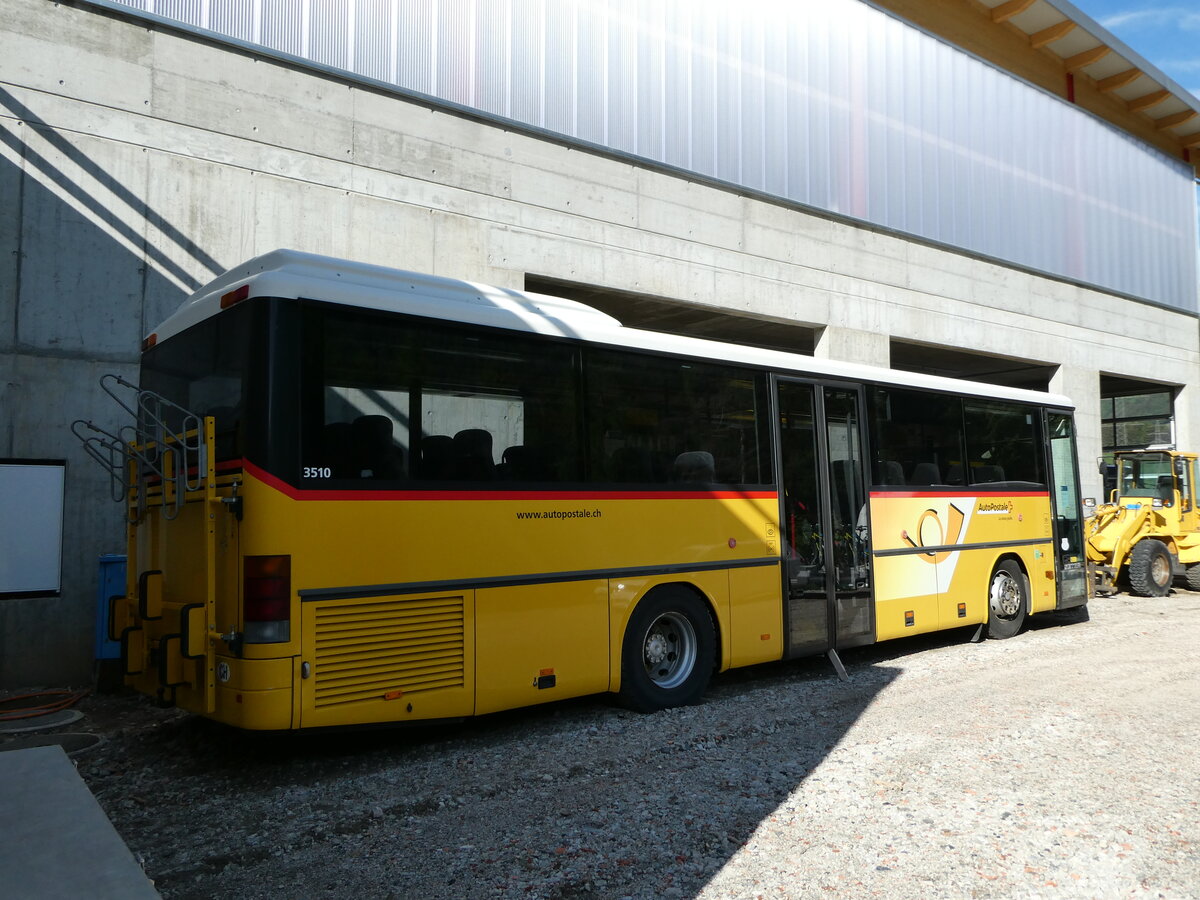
585;349;769;487
869;386;964;490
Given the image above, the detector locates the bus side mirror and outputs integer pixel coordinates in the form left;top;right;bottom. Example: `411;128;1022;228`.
1096;458;1106;475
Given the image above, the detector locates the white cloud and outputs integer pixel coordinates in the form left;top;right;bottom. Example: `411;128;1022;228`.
1099;8;1200;32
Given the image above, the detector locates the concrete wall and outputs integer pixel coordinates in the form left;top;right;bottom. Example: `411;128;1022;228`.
1;0;1197;685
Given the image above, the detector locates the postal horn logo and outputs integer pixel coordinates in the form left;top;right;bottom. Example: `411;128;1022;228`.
900;503;965;565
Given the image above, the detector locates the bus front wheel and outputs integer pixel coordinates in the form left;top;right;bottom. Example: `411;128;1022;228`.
619;586;715;712
986;560;1027;639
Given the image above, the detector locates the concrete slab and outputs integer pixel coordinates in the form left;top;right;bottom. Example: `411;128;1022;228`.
0;745;158;899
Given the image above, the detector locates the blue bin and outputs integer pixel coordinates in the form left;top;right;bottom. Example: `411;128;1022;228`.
95;554;127;660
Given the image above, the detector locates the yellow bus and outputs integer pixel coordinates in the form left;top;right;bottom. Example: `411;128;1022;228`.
87;250;1088;730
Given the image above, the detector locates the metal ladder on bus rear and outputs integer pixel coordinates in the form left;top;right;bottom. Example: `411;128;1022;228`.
72;374;207;521
73;375;222;713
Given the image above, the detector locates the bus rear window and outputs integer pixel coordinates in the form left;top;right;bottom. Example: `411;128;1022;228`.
139;303;255;461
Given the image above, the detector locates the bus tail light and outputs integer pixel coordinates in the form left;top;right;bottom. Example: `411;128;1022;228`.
244;555;291;643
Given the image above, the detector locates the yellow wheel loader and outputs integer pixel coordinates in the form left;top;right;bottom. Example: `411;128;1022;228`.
1086;450;1200;596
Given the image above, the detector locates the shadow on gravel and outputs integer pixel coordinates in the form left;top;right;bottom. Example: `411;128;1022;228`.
75;653;909;900
70;605;1100;899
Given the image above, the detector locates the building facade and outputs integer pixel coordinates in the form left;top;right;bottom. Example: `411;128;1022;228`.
1;0;1197;685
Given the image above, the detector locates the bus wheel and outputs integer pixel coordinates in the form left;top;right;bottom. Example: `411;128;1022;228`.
619;587;715;712
986;560;1027;639
1128;540;1172;597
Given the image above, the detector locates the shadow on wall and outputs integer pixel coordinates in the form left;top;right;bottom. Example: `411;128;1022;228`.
0;86;221;686
0;86;222;307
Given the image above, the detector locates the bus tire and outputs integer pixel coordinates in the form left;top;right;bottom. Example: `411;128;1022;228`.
1128;540;1172;597
619;586;715;712
986;560;1027;640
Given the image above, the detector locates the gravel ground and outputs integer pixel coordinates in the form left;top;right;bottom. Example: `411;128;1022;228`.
27;589;1200;898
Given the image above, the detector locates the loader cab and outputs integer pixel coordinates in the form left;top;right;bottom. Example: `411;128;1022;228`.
1109;451;1196;522
1116;452;1175;507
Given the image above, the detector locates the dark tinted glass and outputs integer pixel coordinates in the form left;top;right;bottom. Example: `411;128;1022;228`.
963;400;1044;487
868;387;964;487
584;349;770;486
300;304;583;487
140;301;257;461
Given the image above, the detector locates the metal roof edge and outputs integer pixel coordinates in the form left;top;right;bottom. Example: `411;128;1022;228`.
1041;0;1200;119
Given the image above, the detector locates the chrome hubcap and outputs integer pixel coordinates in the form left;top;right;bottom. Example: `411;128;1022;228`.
990;572;1021;619
642;612;697;689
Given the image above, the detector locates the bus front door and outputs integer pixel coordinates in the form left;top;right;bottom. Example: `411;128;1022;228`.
775;379;874;657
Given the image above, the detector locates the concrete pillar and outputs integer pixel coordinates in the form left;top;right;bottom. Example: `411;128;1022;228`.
1173;375;1199;454
814;325;890;368
1050;364;1103;501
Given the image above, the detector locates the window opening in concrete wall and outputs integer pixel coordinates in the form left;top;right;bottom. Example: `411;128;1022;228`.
1098;376;1178;498
888;340;1057;391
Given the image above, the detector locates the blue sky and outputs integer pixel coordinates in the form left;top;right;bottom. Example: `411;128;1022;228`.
1070;2;1200;99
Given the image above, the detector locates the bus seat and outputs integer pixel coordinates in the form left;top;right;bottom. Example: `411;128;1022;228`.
454;429;496;480
973;464;1005;484
910;462;940;486
879;460;905;485
945;463;964;485
672;451;715;484
500;445;548;481
322;422;355;478
496;445;519;479
419;435;455;480
353;415;401;478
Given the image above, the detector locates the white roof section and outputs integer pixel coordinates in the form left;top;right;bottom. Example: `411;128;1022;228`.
153;250;1074;410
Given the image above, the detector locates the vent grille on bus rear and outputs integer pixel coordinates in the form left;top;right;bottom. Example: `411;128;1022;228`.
312;594;465;708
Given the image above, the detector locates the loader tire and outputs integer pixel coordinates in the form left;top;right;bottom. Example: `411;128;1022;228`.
1128;540;1172;597
1185;563;1200;592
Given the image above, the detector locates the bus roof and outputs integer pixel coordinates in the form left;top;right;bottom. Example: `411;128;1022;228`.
153;249;1073;410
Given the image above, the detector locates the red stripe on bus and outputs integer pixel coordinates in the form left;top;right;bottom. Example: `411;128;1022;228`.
242;460;778;502
870;490;1050;499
